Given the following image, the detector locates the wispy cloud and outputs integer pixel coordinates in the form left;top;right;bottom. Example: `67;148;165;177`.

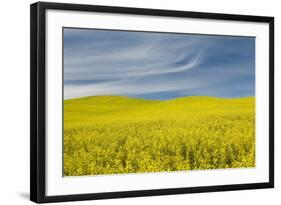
64;28;255;99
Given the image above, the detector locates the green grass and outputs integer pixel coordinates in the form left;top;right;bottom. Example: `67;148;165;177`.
64;95;255;176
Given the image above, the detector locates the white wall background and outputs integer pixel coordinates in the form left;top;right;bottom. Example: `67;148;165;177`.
0;0;279;204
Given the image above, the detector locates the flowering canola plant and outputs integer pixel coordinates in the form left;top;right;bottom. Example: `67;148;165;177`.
64;96;255;176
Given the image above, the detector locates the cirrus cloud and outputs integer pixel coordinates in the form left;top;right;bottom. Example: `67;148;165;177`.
64;28;255;100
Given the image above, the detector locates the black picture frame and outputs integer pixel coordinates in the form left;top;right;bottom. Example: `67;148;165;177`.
30;1;274;203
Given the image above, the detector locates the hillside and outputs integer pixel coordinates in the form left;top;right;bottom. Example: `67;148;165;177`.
64;95;255;176
64;95;254;126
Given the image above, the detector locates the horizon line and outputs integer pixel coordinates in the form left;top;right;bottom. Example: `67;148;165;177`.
64;94;255;101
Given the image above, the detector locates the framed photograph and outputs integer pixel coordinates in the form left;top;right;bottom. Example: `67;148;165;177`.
30;2;274;203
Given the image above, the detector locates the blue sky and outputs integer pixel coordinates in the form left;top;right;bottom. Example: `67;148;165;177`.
64;28;255;100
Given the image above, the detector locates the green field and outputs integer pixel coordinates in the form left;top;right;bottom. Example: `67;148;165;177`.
64;96;255;176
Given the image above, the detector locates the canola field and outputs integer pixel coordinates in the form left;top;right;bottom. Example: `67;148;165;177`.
64;96;255;176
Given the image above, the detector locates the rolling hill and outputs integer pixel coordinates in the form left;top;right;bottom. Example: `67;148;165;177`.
64;96;255;176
